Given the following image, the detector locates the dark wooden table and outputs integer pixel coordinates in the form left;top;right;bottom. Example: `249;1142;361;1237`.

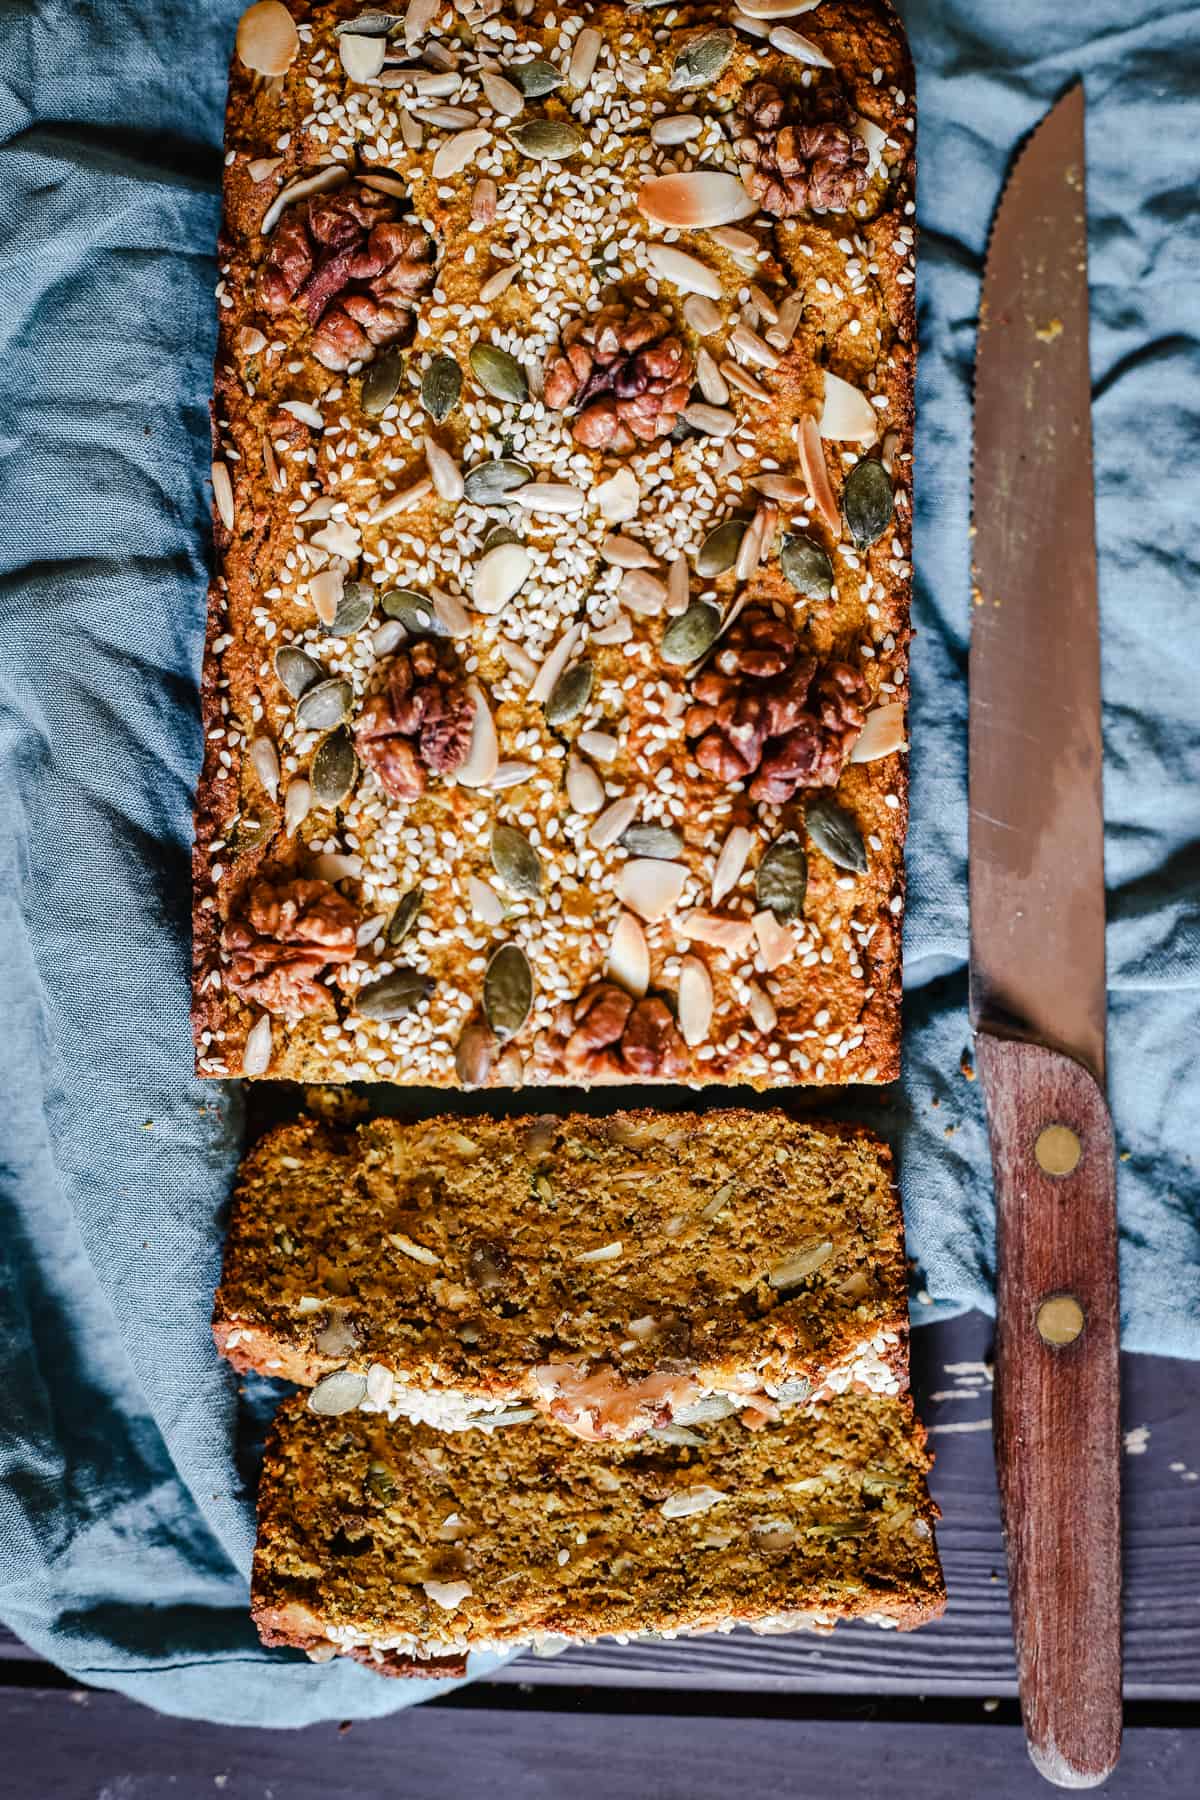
5;1309;1198;1798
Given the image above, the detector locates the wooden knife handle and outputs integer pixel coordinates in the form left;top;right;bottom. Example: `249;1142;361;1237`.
976;1029;1122;1788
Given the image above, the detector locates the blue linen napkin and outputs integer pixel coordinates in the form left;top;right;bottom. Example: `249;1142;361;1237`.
0;0;1196;1727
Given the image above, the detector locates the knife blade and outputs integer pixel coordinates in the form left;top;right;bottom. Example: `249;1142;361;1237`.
970;84;1122;1788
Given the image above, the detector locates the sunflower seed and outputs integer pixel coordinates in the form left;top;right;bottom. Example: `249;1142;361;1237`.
621;822;684;859
506;58;563;97
361;344;404;415
327;579;375;637
545;659;593;727
483;942;534;1037
295;677;353;731
589;795;639;851
469;342;528;404
355;966;434;1020
670;29;734;90
481;70;524;115
472;540;531;614
311;727;357;808
432;127;488;179
284;778;312;834
843;458;895;549
605;910;650;997
683;293;723;334
805;794;867;875
780;533;835;599
388;887;424;946
849;700;907;764
249;736;280;799
661;599;721;665
678;954;713;1047
652;113;703;147
309;1370;368;1416
243;1013;273;1076
566;752;606;815
211;461;234;530
769;1239;834;1290
508;119;584;161
463;458;532;506
421;352;463;423
381;588;440;634
478;265;518;304
423;434;463;501
696;519;747;578
491;823;542;897
569;25;602;85
756;837;808;922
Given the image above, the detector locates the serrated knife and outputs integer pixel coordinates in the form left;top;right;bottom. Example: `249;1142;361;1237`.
970;84;1121;1788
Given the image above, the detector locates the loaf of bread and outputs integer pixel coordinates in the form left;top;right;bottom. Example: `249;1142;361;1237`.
214;1108;909;1437
194;0;915;1089
252;1388;944;1669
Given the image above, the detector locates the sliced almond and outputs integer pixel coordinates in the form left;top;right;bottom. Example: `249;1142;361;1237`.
567;752;606;816
721;359;772;403
638;172;757;230
595;467;640;523
677;910;756;956
606;912;651;998
405;0;437;48
678;956;713;1047
467;875;505;926
308;568;343;627
424;434;464;501
683;294;723;335
752;472;809;504
575;1241;623;1265
799;414;842;535
472;540;531;614
736;0;823;17
712;826;754;904
339;32;386;83
454;682;499;789
645;244;723;300
619;859;688;924
246;157;283;185
620;569;668;617
311;517;360;561
236;1;299;77
652;114;703;148
260;164;349;237
820;371;880;444
854;115;889;170
682;403;737;438
432;128;489;181
431;587;472;638
530;624;579;704
497;635;538;685
753;909;796;972
371;477;434;523
211;461;234;531
248;736;280;800
601;534;659;571
578;729;619;765
730;323;781;370
589;795;639;851
849;701;907;764
696;347;729;405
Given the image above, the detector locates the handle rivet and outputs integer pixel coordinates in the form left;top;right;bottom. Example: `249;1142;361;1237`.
1037;1294;1085;1346
1035;1123;1082;1177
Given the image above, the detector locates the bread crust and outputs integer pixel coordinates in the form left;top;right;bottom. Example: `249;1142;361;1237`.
194;2;916;1088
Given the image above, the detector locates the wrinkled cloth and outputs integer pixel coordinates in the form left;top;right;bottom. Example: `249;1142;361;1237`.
0;0;1196;1728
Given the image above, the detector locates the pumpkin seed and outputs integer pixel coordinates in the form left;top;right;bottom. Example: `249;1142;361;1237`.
381;587;441;634
805;794;867;875
388;886;424;946
327;578;375;637
420;352;463;423
508;119;585;161
780;533;835;599
661;599;721;665
295;677;353;731
756;837;808;922
669;29;734;91
545;659;593;727
355;966;434;1020
274;644;323;698
483;942;534;1037
463;458;533;506
482;524;521;552
491;823;542;897
361;345;404;416
621;822;685;859
506;58;563;97
335;12;402;36
469;342;528;404
311;727;357;808
696;518;747;578
367;1462;397;1502
843;458;894;549
309;1370;367;1416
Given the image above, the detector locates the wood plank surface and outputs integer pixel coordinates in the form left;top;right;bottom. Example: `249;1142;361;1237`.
0;1688;1192;1800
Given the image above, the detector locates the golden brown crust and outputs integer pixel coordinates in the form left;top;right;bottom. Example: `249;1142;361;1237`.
213;1107;911;1436
194;2;916;1086
251;1389;944;1666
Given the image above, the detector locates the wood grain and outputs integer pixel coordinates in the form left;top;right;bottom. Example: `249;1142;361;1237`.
0;1689;1192;1800
978;1033;1122;1785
